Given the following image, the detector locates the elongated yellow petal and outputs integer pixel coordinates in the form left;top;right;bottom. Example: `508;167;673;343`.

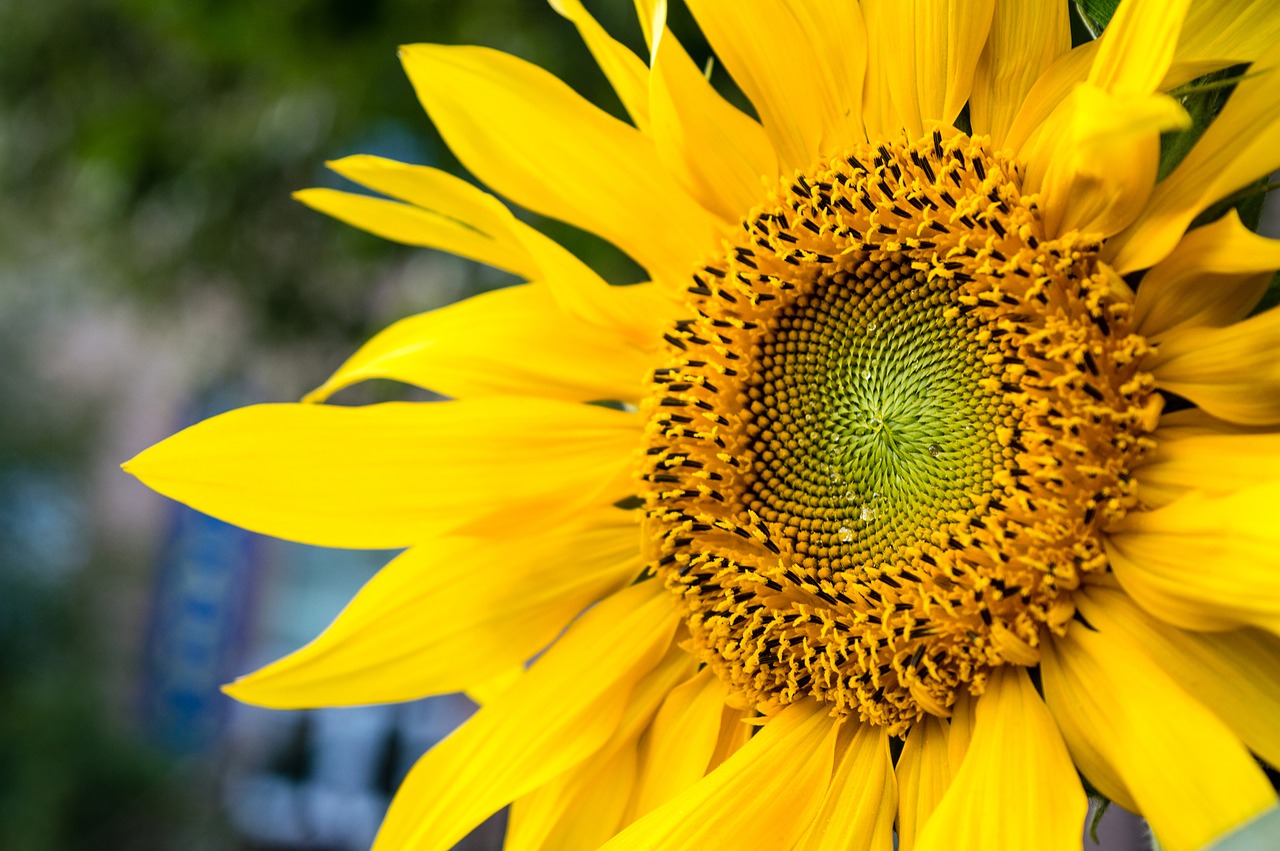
1008;0;1280;152
969;0;1069;146
400;44;719;285
686;0;834;171
1145;306;1280;424
1138;429;1280;509
870;0;995;137
294;188;536;277
629;667;730;820
222;509;640;708
465;665;523;706
322;154;686;345
598;702;837;851
1022;84;1188;238
1088;0;1191;94
1133;211;1280;339
325;154;521;242
917;667;1085;851
1107;43;1280;273
373;581;679;851
795;722;896;851
549;0;650;132
1042;617;1277;851
859;0;901;139
1079;586;1280;769
785;0;868;153
1162;0;1280;88
304;283;654;405
1019;0;1196;237
648;22;777;223
123;400;639;549
895;715;953;851
506;644;695;851
1108;484;1280;634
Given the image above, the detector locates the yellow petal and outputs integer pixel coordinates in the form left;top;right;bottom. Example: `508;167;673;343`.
1022;84;1189;238
293;188;536;277
784;0;868;153
1162;0;1280;89
1145;305;1280;424
304;283;654;405
895;715;952;851
680;0;829;172
1132;210;1280;339
372;581;679;851
465;665;523;706
1079;585;1280;770
648;21;777;222
1106;43;1280;273
859;0;902;140
1137;428;1280;509
323;154;686;345
629;667;730;819
795;722;896;851
946;691;975;770
969;0;1070;147
506;643;695;851
123;399;639;549
1107;483;1280;634
1007;0;1280;153
400;44;720;285
917;667;1085;851
1018;0;1198;236
869;0;995;137
325;154;522;243
222;509;640;708
597;701;838;851
706;704;753;773
549;0;650;132
1087;0;1192;95
1041;614;1277;851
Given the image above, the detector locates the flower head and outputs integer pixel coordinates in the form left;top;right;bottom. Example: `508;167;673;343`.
127;2;1280;849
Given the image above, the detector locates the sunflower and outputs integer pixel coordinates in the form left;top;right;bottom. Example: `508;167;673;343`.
126;1;1280;848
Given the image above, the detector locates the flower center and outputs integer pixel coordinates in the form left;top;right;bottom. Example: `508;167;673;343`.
641;130;1161;733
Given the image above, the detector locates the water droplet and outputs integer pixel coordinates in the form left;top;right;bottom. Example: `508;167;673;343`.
867;321;878;332
859;504;877;522
861;370;872;380
928;443;942;458
838;525;854;543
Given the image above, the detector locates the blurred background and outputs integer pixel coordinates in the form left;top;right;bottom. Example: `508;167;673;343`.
0;1;1274;849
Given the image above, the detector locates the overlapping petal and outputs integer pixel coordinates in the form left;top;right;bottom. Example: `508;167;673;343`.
917;667;1085;851
969;0;1070;146
304;283;656;404
795;722;896;851
223;507;641;708
1145;306;1280;424
866;0;994;137
894;715;953;851
372;581;680;851
1107;483;1280;634
400;44;720;285
1042;615;1277;851
597;702;836;851
1132;210;1280;339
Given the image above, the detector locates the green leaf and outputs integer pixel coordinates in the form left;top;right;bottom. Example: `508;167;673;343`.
1075;0;1120;37
1158;67;1249;182
1204;806;1280;851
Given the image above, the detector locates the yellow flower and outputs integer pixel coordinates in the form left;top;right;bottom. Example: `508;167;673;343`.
126;1;1280;849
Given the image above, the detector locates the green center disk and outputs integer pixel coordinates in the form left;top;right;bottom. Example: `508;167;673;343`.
743;266;1003;567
